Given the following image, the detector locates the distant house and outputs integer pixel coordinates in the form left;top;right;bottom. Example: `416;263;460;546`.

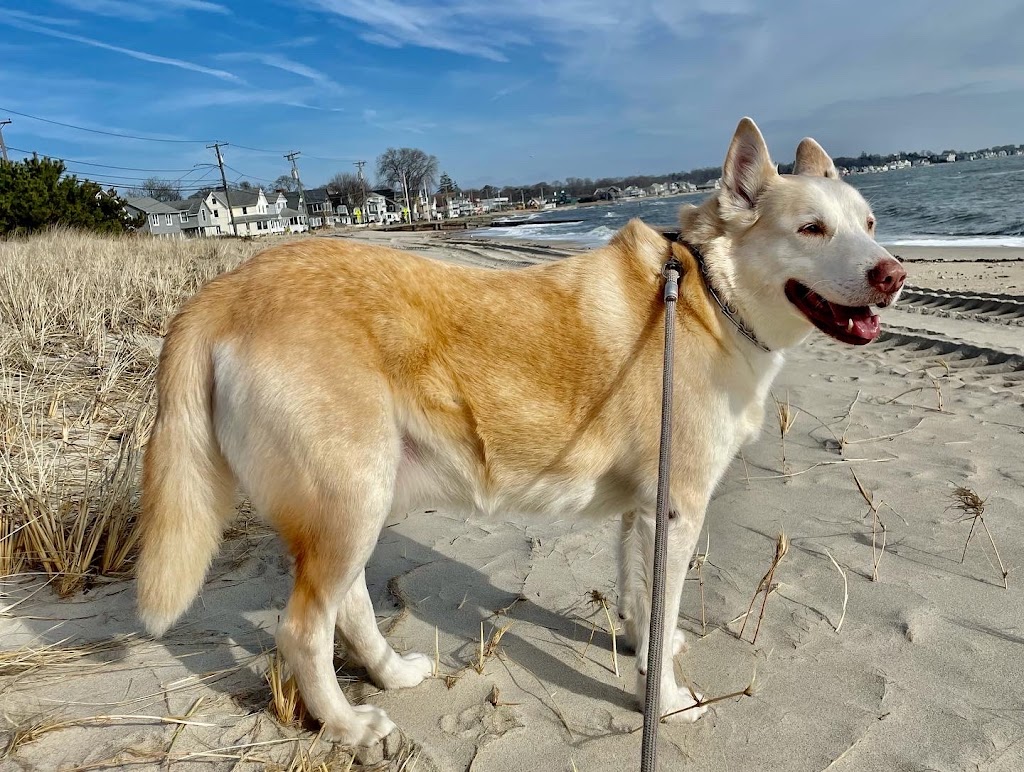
593;186;621;201
361;192;388;224
123;196;184;238
303;187;334;228
697;178;721;191
477;197;509;213
201;188;277;236
168;197;219;237
622;185;645;198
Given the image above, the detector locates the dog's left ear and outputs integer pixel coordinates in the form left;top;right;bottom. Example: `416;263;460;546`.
793;137;838;179
721;117;778;211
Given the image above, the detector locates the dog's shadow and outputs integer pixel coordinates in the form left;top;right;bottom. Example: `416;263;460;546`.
13;519;632;721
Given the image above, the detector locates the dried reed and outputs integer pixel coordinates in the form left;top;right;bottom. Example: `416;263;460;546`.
738;532;789;644
950;484;1007;589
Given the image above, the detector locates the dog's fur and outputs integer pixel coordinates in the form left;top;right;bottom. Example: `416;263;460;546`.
137;118;905;745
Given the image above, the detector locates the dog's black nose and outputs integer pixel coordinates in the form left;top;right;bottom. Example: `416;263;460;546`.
867;258;906;294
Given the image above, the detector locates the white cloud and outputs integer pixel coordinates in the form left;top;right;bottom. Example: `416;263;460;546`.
217;52;346;93
54;0;230;22
0;17;243;83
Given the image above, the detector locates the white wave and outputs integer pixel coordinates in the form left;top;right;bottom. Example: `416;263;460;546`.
884;236;1024;248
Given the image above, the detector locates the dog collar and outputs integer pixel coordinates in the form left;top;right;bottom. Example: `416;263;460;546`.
663;232;774;354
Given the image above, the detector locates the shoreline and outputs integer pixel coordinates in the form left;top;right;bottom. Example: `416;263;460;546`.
343;227;1024;295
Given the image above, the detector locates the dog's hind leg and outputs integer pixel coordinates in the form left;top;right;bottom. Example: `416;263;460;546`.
274;503;401;745
335;570;432;689
618;510;687;661
271;448;404;745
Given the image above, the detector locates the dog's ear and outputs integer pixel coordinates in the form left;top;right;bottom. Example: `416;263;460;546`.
793;137;838;179
721;117;778;211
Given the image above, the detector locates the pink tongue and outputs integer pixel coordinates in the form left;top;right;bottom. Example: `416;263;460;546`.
852;315;880;339
828;302;880;339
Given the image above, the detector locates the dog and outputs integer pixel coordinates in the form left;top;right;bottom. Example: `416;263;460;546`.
136;118;905;745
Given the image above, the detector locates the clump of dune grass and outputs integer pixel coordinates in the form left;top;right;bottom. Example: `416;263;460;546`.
0;227;279;590
772;391;799;474
474;620;514;674
738;532;789;644
265;649;306;727
951;484;1007;589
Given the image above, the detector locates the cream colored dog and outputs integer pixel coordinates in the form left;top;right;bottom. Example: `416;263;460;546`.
137;118;905;745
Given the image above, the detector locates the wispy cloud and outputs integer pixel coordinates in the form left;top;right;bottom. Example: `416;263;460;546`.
0;17;243;83
155;87;340;112
217;52;346;93
54;0;230;21
3;8;80;26
309;0;527;61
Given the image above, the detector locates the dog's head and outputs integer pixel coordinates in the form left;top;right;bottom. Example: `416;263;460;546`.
681;118;905;349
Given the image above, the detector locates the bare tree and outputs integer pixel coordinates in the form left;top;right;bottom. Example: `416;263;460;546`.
273;173;297;192
126;176;182;202
328;172;366;208
376;148;438;221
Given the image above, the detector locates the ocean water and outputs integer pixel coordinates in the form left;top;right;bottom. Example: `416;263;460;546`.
473;155;1024;248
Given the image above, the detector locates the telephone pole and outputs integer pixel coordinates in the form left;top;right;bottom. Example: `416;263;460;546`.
353;160;366;224
284;151;307;225
207;142;237;236
0;120;11;163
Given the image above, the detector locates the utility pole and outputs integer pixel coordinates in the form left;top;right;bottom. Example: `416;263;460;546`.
353;160;366;224
0;120;10;163
284;151;307;227
207;142;237;236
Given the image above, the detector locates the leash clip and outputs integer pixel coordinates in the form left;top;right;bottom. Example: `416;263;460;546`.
662;257;682;303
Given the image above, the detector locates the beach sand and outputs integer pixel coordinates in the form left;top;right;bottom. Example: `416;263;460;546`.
2;229;1023;771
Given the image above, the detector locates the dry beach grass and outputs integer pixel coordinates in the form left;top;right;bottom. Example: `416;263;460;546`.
0;228;267;590
1;227;1023;770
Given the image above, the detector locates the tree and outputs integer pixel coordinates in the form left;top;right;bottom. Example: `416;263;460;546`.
126;176;182;202
376;147;438;222
328;172;365;208
438;171;459;198
273;173;297;192
0;155;141;235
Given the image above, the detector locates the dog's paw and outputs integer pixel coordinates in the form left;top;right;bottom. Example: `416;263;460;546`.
321;705;396;746
635;674;708;723
660;685;707;723
375;651;433;690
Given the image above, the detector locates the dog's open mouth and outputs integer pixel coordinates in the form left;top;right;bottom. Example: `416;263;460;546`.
785;280;880;345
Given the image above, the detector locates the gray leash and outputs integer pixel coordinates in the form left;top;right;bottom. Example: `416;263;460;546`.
640;254;682;772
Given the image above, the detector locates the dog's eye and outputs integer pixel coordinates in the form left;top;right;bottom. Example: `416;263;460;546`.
866;218;876;231
798;222;825;236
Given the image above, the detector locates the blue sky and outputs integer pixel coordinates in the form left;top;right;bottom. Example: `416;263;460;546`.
1;1;1023;193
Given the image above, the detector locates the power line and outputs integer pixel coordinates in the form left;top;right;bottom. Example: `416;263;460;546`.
5;145;196;173
0;106;213;144
229;142;359;163
222;164;276;185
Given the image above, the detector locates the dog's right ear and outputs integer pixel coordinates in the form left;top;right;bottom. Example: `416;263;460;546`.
793;137;839;179
721;117;777;212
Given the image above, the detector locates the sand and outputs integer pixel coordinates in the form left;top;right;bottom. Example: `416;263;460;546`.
2;229;1023;771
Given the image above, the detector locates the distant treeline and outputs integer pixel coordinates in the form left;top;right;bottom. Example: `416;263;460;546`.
492;143;1024;201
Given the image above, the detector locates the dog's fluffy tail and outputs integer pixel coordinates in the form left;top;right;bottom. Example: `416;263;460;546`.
137;315;235;637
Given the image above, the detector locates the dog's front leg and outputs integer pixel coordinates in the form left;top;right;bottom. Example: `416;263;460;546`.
623;505;707;722
619;511;688;661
